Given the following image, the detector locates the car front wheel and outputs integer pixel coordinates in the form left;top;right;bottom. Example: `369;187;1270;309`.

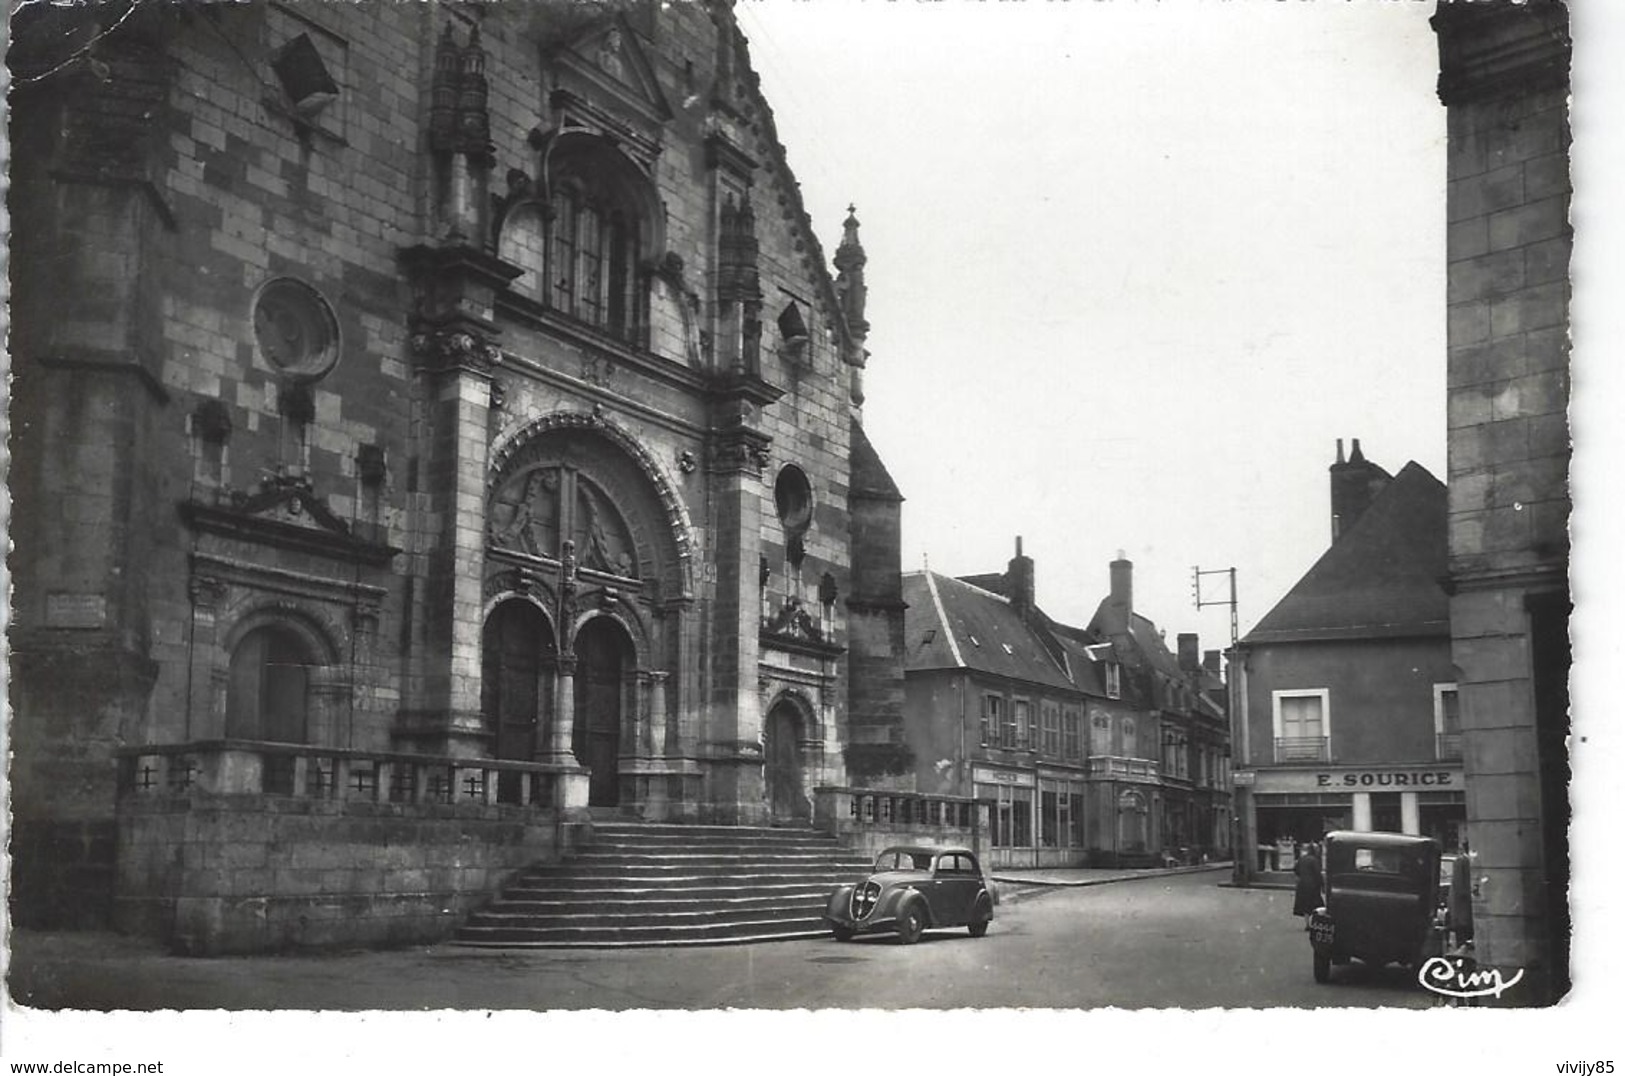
896;906;924;945
968;918;990;938
831;925;854;943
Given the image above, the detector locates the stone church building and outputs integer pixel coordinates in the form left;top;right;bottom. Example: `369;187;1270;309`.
8;0;908;940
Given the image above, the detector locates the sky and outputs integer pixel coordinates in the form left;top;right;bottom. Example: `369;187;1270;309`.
737;0;1448;646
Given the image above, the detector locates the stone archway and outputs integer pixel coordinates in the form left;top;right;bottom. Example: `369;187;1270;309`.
764;696;812;825
481;598;556;803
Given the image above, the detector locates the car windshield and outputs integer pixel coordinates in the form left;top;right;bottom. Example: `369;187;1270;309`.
873;850;929;872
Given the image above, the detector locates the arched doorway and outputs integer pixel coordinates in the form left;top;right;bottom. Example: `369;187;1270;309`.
574;616;630;807
227;624;314;743
764;698;810;825
482;599;555;803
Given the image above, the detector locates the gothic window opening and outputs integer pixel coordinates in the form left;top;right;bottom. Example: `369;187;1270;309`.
768;465;815;631
538;152;647;344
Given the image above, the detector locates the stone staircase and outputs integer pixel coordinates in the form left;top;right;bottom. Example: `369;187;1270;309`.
451;821;874;948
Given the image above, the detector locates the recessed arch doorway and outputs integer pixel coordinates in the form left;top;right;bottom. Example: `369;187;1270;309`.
764;696;812;825
574;616;632;807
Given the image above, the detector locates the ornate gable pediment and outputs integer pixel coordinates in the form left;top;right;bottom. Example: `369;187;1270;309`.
545;16;671;154
179;475;398;566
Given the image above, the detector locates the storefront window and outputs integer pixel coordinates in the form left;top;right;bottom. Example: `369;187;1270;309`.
1012;796;1032;848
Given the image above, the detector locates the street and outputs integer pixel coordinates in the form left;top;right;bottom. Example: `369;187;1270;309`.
9;872;1432;1011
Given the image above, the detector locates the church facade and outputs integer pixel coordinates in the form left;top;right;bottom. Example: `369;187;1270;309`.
8;0;907;935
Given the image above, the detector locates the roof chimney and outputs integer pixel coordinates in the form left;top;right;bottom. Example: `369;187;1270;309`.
1008;536;1035;617
1203;649;1223;676
1109;553;1133;619
1178;633;1200;673
1330;437;1393;543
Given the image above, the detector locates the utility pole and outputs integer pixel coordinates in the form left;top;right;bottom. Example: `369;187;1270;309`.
1192;565;1238;647
1194;566;1247;882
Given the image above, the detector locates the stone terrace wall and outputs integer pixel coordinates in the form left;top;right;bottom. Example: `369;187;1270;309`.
116;797;569;955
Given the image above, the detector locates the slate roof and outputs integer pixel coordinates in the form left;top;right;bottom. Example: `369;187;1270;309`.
901;571;1075;691
1242;461;1449;645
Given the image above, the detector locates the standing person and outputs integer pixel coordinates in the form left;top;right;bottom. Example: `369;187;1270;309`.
1293;841;1323;926
1449;838;1474;947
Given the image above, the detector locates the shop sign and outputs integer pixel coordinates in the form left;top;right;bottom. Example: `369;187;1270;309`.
1317;770;1456;788
1231;770;1256;787
972;767;1035;788
1251;767;1461;794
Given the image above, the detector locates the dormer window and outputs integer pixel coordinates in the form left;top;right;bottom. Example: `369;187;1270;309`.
1105;662;1122;700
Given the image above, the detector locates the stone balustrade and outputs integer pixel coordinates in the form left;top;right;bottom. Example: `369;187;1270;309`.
112;740;590;954
813;785;989;861
1087;755;1161;781
116;739;585;810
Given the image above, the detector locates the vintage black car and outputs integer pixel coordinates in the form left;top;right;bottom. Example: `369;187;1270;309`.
824;845;995;944
1308;830;1445;983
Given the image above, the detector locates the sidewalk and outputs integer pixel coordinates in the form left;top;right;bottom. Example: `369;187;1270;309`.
991;861;1233;901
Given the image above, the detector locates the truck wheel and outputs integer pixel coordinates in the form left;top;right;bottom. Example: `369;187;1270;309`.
1313;949;1332;984
896;906;924;945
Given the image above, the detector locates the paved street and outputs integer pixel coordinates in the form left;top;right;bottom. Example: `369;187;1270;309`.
9;871;1431;1011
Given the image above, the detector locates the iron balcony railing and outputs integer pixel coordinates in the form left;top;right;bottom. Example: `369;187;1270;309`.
1273;736;1329;763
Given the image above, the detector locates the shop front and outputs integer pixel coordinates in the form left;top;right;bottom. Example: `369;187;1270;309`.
1245;763;1466;861
974;765;1087;868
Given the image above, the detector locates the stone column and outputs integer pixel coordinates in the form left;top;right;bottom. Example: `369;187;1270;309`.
1351;792;1372;832
1400;792;1421;836
649;671;671;756
399;244;521;758
706;421;772;823
549;656;578;761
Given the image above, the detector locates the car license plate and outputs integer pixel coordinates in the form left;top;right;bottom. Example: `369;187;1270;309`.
1309;915;1335;947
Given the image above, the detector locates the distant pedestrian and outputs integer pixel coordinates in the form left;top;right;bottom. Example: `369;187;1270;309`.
1293;841;1323;926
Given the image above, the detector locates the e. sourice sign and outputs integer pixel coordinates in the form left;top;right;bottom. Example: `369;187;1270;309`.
1315;771;1456;788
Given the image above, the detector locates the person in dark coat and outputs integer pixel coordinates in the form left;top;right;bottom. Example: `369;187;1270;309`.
1293;841;1323;923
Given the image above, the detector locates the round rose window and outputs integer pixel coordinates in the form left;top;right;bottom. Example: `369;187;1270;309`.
253;278;340;380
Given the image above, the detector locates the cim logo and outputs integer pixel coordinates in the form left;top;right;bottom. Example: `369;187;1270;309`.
1417;954;1525;1000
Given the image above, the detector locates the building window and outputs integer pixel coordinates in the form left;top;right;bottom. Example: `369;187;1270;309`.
1434;683;1461;760
981;694;1004;747
1006;698;1022;749
548;182;639;338
1090;711;1111;755
1122;717;1138;759
1273;689;1330;762
1069;791;1086;847
1105;663;1122;699
1063;707;1081;760
1040;701;1060;756
1041;787;1059;847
